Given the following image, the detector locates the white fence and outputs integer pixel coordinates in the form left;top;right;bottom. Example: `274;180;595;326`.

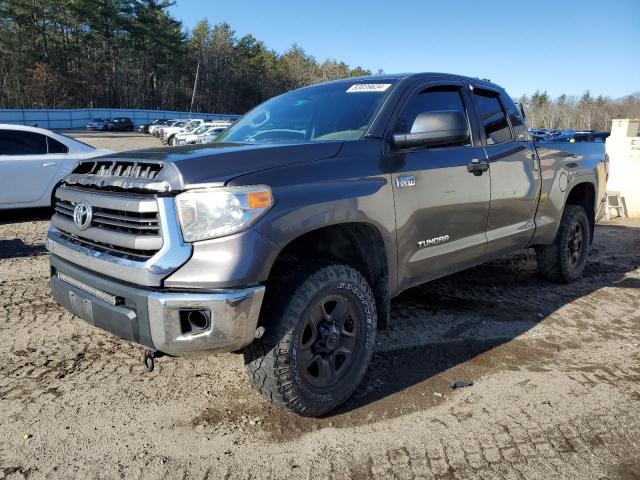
0;108;240;130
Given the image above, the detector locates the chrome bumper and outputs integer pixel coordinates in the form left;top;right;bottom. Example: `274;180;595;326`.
147;287;264;356
50;255;265;357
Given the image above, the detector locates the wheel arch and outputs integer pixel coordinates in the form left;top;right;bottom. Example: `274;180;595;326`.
264;221;391;329
564;181;596;243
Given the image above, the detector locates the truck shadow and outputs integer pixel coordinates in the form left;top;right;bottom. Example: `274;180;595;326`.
245;223;640;441
0;239;48;259
0;208;51;226
330;223;639;418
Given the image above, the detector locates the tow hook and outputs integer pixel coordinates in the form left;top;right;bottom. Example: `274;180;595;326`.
142;349;163;373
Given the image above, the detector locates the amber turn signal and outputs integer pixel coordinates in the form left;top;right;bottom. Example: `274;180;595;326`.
247;190;272;209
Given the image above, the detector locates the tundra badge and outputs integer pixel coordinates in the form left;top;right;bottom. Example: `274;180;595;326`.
395;176;416;188
418;235;450;248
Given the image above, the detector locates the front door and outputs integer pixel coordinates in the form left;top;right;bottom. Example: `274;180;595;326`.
468;86;541;256
0;129;64;205
387;81;491;292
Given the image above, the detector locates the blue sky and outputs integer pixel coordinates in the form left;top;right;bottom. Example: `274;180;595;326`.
169;0;640;99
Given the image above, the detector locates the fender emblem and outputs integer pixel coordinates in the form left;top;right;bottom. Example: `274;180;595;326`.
418;235;450;248
395;176;416;188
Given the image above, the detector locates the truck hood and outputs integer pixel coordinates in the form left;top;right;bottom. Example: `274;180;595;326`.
66;141;343;192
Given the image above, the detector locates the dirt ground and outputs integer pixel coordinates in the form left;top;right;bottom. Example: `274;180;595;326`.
1;132;639;480
66;130;162;151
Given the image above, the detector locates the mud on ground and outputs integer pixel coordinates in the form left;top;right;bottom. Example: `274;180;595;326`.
0;132;638;479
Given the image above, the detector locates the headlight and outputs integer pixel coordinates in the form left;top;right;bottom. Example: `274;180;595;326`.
175;186;273;242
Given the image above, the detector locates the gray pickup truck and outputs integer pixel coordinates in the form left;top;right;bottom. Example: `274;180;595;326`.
46;73;607;416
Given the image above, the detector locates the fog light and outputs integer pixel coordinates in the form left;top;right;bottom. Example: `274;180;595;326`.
179;309;210;333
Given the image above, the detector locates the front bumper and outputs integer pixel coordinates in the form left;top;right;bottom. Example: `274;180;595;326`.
50;255;265;357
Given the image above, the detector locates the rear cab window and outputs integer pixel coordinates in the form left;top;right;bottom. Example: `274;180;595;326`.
472;89;513;144
500;93;529;141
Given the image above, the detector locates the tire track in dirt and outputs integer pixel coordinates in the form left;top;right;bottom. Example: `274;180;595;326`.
1;214;639;479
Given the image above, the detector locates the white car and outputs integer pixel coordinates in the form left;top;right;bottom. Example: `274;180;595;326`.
173;123;213;146
151;119;183;137
163;119;205;145
0;124;114;210
198;126;229;144
174;121;233;146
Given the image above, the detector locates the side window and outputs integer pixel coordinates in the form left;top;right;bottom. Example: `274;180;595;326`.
47;137;69;154
501;95;529;141
0;130;48;155
398;86;471;147
472;90;513;144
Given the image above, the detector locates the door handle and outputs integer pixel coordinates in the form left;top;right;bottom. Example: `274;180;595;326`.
467;159;489;176
42;162;56;167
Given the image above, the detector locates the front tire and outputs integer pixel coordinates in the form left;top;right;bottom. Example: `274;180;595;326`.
244;263;377;417
536;204;590;283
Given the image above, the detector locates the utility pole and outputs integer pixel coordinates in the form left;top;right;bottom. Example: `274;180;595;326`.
189;59;200;119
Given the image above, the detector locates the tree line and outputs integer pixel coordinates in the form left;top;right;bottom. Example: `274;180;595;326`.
518;90;640;132
0;0;370;114
2;0;639;129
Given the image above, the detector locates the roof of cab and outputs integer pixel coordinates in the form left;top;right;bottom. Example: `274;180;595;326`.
316;72;505;92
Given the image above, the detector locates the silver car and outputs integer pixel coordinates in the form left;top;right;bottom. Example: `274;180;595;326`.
0;124;113;209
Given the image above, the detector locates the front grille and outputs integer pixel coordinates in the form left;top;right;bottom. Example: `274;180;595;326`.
72;160;163;179
55;199;160;236
57;231;158;261
52;186;163;261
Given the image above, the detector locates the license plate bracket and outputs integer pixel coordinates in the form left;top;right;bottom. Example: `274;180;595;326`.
69;290;95;324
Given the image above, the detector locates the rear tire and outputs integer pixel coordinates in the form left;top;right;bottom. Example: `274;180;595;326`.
536;204;590;283
244;262;377;417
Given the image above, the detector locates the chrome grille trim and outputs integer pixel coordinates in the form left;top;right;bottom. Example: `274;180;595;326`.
56;232;158;261
46;197;192;287
56;186;158;213
55;199;160;236
52;185;163;260
51;215;162;252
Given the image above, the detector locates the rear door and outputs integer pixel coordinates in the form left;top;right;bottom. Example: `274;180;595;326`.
468;85;541;256
0;129;67;205
387;79;491;292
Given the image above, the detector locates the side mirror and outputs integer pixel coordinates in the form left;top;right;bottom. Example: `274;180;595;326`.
392;110;469;149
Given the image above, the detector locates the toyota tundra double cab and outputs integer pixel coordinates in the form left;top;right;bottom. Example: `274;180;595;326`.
47;73;607;416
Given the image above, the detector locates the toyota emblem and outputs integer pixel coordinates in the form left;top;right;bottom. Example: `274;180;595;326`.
73;202;93;230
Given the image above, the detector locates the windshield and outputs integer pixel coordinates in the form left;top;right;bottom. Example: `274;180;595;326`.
215;80;396;144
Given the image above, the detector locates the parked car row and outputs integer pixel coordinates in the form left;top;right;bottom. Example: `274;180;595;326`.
86;117;234;143
86;118;134;132
529;128;610;143
137;119;167;133
141;118;233;146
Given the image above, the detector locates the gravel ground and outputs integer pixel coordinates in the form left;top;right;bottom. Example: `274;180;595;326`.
1;133;639;480
66;130;162;151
